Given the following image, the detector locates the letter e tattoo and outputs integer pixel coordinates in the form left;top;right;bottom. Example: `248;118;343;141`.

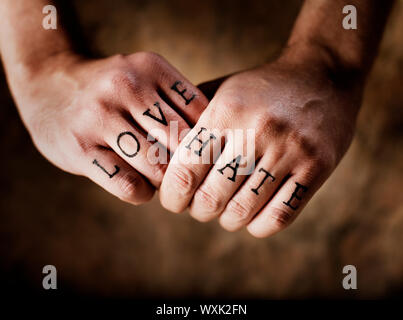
171;81;195;105
282;182;308;210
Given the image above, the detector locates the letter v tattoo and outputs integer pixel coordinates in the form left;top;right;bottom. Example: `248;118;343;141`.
143;102;168;126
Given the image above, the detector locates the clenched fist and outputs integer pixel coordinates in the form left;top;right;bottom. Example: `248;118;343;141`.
10;51;207;205
160;46;364;238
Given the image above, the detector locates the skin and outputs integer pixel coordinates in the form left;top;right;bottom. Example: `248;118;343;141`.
0;0;395;238
160;0;395;238
0;0;207;205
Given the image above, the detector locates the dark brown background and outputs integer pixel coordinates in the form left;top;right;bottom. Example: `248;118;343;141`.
0;0;402;299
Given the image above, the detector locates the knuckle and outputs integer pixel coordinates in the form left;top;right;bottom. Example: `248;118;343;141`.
131;51;163;66
306;153;335;177
99;69;135;94
290;132;319;157
109;70;133;90
204;100;238;127
109;53;127;65
151;164;167;186
226;198;252;221
116;173;140;202
313;155;333;173
256;113;289;138
169;166;197;196
70;131;95;155
268;206;293;230
193;185;222;214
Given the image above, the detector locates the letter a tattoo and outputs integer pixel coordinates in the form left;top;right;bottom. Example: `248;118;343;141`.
143;102;168;126
283;182;308;210
93;159;120;178
217;155;242;182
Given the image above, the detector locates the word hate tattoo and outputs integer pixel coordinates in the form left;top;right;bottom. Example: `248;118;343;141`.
171;81;195;105
117;131;140;158
143;102;167;126
251;168;275;195
93;159;120;178
283;182;308;210
217;155;242;182
185;127;216;156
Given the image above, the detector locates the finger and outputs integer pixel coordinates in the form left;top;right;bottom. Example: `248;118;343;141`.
83;146;155;205
103;115;167;188
159;126;222;213
189;136;256;222
246;167;321;238
127;92;190;153
219;150;295;232
156;59;209;124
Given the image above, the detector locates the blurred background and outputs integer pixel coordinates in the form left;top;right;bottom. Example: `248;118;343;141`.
0;0;402;299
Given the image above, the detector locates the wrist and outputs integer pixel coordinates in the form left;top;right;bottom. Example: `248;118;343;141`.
13;50;84;82
6;50;85;130
275;40;367;91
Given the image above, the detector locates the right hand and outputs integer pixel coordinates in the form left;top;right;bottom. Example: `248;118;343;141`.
10;51;208;204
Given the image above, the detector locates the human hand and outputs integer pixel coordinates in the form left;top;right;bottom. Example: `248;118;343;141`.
160;46;364;237
12;51;207;205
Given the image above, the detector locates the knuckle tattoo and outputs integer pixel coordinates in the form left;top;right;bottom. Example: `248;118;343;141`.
93;159;120;179
117;131;140;158
171;81;196;105
282;182;308;210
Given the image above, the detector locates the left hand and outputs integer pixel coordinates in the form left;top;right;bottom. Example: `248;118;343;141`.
159;49;363;238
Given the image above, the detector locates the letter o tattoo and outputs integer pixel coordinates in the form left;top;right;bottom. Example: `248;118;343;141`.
117;131;140;158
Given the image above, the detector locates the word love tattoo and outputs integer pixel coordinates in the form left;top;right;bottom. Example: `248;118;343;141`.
93;159;120;179
117;131;140;158
171;80;195;105
185;127;216;156
143;79;196;127
283;182;308;210
251;168;275;195
143;102;167;126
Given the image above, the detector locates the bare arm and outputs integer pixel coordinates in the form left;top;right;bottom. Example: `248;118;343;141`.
285;0;395;78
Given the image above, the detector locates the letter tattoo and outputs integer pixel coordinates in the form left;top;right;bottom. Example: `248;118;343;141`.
185;127;216;156
251;168;275;195
117;131;140;158
217;155;242;182
143;102;168;126
171;81;195;105
93;159;120;178
283;182;308;210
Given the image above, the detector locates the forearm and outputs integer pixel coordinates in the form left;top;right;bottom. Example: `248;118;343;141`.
0;0;77;83
282;0;394;82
